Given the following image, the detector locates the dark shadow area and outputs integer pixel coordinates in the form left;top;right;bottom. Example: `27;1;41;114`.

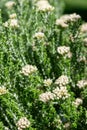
64;7;87;21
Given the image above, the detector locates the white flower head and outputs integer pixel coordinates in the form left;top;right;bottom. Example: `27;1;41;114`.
0;86;8;95
34;32;45;39
83;38;87;43
61;13;80;22
80;23;87;33
9;19;19;28
64;122;71;129
83;38;87;46
57;46;72;59
5;1;16;9
57;46;70;55
69;13;81;21
58;15;70;22
56;13;80;28
53;86;70;100
39;91;54;102
36;0;54;12
16;117;30;129
43;78;52;86
3;19;19;28
83;38;87;47
9;13;17;19
3;21;9;27
77;56;86;63
21;65;37;76
73;98;83;107
56;19;68;28
77;80;87;89
64;51;72;59
55;75;69;86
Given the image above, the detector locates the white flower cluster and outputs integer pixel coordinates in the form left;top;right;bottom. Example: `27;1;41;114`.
39;92;54;102
9;19;19;28
16;117;30;130
77;56;86;63
73;98;83;107
57;46;72;58
77;80;87;89
61;13;81;22
56;19;68;28
55;75;69;87
0;86;8;95
57;46;70;55
43;78;52;86
4;13;19;28
21;65;37;76
39;75;70;102
36;0;54;12
53;86;70;100
64;122;70;130
83;38;87;46
80;23;87;33
65;51;72;59
34;32;45;39
4;19;19;28
5;1;16;9
56;13;80;28
9;13;17;19
83;38;87;43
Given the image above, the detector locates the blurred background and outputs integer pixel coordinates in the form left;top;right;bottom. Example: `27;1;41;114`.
0;0;87;21
64;0;87;21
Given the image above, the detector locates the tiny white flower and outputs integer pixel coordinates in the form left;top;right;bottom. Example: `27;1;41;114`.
73;98;83;107
3;21;9;27
3;19;19;28
59;13;80;23
69;13;81;21
83;38;87;43
77;56;86;63
5;1;16;9
64;51;72;59
56;19;68;28
53;86;70;100
16;117;30;129
83;38;87;46
64;122;71;130
39;91;54;102
55;75;69;86
21;65;37;76
77;80;87;89
9;19;19;28
9;13;17;19
80;23;87;33
36;0;54;12
56;13;80;28
0;86;8;95
34;32;45;39
57;46;70;55
57;46;72;59
43;78;52;86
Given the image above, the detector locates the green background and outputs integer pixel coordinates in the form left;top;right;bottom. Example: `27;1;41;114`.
64;0;87;21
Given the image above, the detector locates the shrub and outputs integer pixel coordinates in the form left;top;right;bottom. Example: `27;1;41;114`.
0;0;87;130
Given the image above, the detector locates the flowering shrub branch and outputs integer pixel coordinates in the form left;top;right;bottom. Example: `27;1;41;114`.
0;0;87;130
